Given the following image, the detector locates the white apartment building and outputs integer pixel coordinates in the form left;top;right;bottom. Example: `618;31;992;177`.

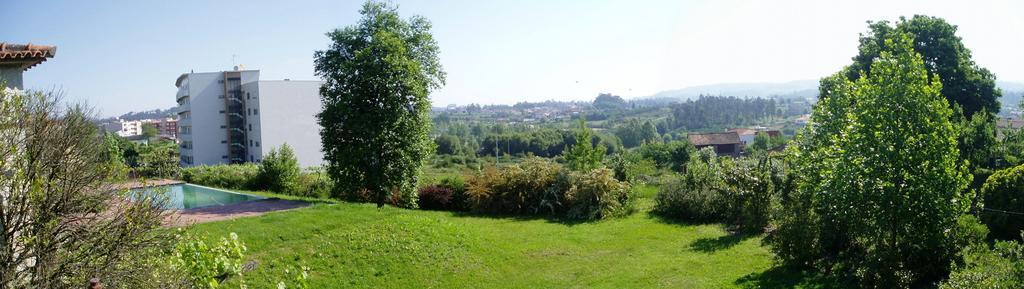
175;69;324;168
119;120;143;137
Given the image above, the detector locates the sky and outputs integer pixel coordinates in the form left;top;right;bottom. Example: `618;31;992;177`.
3;0;1022;117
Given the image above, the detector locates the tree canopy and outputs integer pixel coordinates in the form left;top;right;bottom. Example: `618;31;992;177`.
842;15;1001;118
315;0;445;207
773;33;971;287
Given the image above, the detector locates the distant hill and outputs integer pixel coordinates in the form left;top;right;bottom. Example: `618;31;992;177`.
97;107;176;123
645;80;1024;110
646;80;819;101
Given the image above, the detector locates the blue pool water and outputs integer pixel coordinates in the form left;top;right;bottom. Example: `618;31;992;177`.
132;184;265;209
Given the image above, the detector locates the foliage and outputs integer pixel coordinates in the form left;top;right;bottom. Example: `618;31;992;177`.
182;164;261;190
258;144;302;195
564;167;634;220
654;148;727;222
638;140;694;172
980;163;1024;240
655;148;786;232
417;185;454;211
771;33;971;287
0;89;170;287
844;15;1001;118
466;157;567;215
463;157;631;220
434;134;462;155
141;122;159;139
292;170;333;198
607;151;657;183
106;134;180;178
564;119;606;171
669;96;779;131
941;237;1024;289
477;129;574;157
593;93;628;110
614;118;660;148
315;0;444;208
277;266;311;289
171;232;247;289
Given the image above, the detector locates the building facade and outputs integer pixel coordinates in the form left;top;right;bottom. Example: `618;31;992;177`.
175;69;324;168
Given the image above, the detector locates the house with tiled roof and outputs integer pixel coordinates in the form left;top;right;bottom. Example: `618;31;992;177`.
687;132;742;156
0;42;57;89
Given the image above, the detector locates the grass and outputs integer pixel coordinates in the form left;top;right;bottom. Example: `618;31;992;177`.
187;185;842;288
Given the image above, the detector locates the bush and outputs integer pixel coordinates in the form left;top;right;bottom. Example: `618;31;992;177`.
655;148;785;232
464;157;632;220
942;237;1024;289
417;185;454;210
638;140;694;172
980;163;1024;240
564;168;634;219
467;157;567;215
438;175;469;211
607;151;657;184
181;164;260;190
293;170;333;198
257;144;301;195
654;148;727;222
171;232;247;289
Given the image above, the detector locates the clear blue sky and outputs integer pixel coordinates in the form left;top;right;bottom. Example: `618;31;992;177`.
4;0;1022;117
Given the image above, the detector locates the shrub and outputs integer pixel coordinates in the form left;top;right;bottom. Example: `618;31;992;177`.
438;175;469;211
467;157;567;214
638;140;694;172
257;144;301;195
171;232;247;289
607;151;657;184
655;148;785;232
181;164;260;190
564;168;633;219
654;148;728;222
293;170;333;198
417;185;454;210
941;237;1024;289
464;157;631;220
980;163;1024;240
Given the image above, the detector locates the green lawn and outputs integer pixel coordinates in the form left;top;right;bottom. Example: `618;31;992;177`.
187;186;839;288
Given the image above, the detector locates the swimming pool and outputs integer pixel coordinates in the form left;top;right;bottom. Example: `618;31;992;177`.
131;183;265;210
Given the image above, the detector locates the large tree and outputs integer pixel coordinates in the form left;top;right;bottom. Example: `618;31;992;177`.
842;15;1001;118
774;34;971;287
315;1;445;208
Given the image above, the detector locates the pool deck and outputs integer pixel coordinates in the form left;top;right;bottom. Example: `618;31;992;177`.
165;198;311;227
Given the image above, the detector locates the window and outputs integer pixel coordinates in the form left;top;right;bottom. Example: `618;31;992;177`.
220;125;226;129
221;140;227;144
222;155;228;159
248;124;252;131
219;110;225;114
256;141;260;147
218;79;225;84
247;92;251;99
254;109;258;115
250;140;253;147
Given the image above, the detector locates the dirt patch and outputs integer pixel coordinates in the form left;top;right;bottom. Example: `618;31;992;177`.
165;199;310;227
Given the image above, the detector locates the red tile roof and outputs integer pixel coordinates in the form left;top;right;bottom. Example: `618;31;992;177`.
688;132;741;146
0;43;57;71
